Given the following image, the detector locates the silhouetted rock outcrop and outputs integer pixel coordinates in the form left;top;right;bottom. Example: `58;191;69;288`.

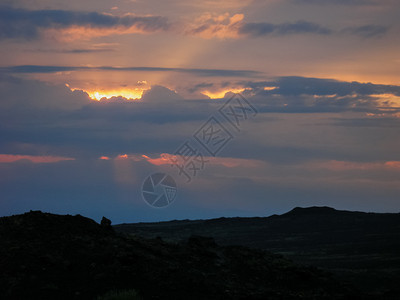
100;216;112;230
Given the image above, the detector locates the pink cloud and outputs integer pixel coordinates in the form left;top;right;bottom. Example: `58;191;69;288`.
142;154;172;166
142;153;262;168
385;161;400;169
100;153;263;168
45;25;162;42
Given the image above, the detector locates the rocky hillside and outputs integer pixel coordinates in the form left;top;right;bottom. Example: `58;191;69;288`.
115;206;400;298
0;210;358;299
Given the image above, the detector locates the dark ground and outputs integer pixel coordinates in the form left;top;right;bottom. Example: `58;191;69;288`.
0;209;363;299
115;206;400;299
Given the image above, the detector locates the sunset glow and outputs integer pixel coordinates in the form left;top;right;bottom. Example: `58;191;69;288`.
87;89;146;101
263;87;278;91
202;88;246;99
2;0;400;223
371;94;400;109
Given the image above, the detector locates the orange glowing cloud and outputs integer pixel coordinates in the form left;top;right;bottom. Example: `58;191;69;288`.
100;153;263;168
142;153;262;168
66;84;148;101
88;89;145;101
107;154;145;161
385;161;400;169
372;94;400;106
0;154;75;164
187;13;244;39
202;88;246;99
45;26;140;42
141;154;172;166
263;87;278;91
371;94;400;115
42;14;169;42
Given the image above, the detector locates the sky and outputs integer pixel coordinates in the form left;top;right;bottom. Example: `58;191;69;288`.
0;0;399;223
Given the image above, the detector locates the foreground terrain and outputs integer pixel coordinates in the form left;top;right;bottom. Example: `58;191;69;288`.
0;210;357;299
115;206;400;298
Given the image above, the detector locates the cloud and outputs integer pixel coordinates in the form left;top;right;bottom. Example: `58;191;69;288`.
95;153;262;169
342;25;390;38
0;79;215;160
0;74;91;111
239;20;332;37
28;48;115;54
258;78;398;113
0;65;261;77
186;13;244;39
309;160;400;171
267;76;400;97
185;13;389;40
141;85;183;102
2;74;400;164
0;7;169;40
139;153;263;168
188;77;400;114
291;0;375;5
0;7;389;42
186;13;332;38
0;154;75;163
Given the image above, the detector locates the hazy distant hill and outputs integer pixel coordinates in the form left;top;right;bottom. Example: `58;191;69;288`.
115;206;400;298
0;210;357;299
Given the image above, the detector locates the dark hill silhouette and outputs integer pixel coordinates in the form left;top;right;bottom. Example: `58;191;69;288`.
115;206;400;298
0;210;358;299
283;206;338;215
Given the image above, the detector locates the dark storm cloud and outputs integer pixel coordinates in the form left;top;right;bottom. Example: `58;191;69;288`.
0;73;91;110
1;74;399;157
238;21;389;39
231;76;400;115
0;6;169;40
188;83;215;93
1;74;399;162
0;75;215;158
0;65;261;77
174;76;400;114
249;76;400;96
239;21;332;36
